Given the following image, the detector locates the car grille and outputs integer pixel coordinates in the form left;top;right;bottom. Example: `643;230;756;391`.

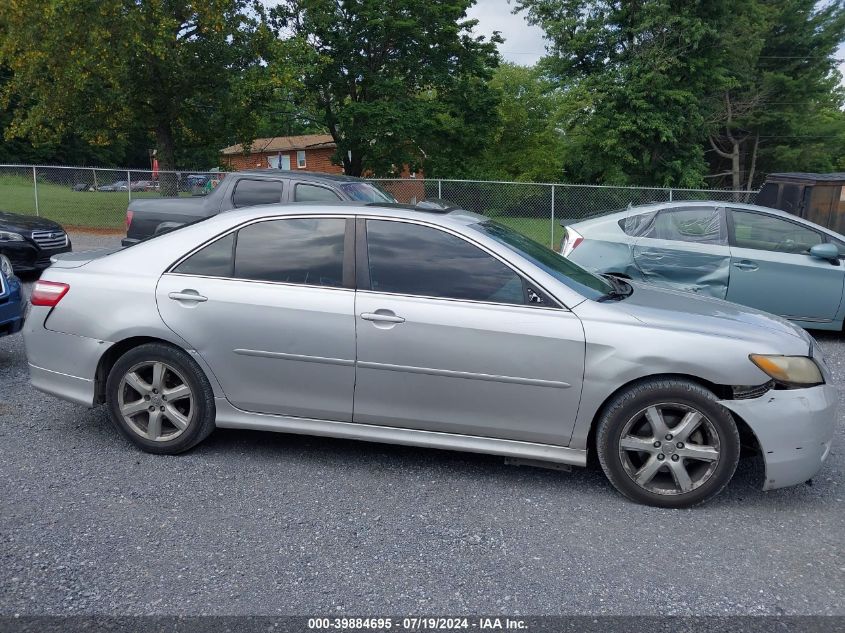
31;230;68;250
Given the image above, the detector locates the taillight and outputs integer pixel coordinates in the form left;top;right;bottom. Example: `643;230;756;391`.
561;227;584;257
31;281;69;307
125;209;134;231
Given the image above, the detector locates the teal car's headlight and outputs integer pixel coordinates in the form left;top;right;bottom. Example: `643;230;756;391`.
0;230;24;242
749;354;824;388
0;254;13;280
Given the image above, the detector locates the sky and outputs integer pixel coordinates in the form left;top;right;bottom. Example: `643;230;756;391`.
467;0;845;83
466;0;546;66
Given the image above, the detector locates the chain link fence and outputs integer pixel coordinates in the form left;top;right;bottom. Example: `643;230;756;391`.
371;178;757;248
0;164;756;246
0;165;225;231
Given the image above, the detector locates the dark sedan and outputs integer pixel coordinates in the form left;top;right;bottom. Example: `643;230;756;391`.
0;211;72;273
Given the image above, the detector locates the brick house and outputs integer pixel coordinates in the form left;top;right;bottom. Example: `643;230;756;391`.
219;133;425;202
220;134;344;174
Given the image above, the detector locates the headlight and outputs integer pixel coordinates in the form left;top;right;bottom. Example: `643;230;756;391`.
749;354;824;387
0;230;24;242
0;254;13;280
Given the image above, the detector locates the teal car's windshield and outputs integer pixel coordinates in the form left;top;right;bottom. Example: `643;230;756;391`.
475;221;614;299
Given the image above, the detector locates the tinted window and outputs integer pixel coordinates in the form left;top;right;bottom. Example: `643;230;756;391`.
232;179;284;208
234;218;345;287
173;233;234;276
339;182;396;203
731;210;822;254
295;184;341;202
366;220;525;304
476;221;612;299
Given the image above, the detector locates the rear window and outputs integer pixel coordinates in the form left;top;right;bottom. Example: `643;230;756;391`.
339;182;396;203
232;179;284;208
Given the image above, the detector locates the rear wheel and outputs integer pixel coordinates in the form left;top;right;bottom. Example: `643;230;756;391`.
105;343;215;454
596;378;740;508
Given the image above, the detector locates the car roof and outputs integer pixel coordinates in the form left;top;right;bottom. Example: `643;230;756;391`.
234;170;372;184
205;201;487;227
571;200;845;239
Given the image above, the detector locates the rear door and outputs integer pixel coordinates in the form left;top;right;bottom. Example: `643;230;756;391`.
156;215;357;420
629;205;731;299
725;208;845;322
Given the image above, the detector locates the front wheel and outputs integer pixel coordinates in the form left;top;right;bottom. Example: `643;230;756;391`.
596;378;740;508
105;343;216;454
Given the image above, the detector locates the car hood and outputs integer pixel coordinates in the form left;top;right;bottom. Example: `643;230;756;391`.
0;211;64;232
611;281;812;348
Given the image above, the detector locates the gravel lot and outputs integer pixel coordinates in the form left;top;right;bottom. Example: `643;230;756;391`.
0;232;843;616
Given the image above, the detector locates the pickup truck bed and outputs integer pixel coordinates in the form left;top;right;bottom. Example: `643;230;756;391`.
122;170;396;246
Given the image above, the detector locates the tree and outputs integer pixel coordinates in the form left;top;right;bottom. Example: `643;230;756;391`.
705;0;845;190
473;63;568;182
270;0;501;177
516;0;845;188
515;0;739;187
0;0;276;185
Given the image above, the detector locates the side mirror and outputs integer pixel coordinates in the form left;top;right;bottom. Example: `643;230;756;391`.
809;243;840;263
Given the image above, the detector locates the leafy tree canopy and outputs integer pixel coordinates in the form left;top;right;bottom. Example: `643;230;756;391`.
269;0;502;177
0;0;277;178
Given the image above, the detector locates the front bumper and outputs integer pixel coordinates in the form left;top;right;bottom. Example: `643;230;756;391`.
0;275;24;337
121;237;140;247
1;238;73;272
719;384;838;490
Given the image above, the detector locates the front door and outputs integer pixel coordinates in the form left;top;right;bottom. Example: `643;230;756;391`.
352;218;585;446
156;216;357;420
726;208;845;322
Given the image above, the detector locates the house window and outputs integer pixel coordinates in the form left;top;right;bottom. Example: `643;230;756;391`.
297;150;306;168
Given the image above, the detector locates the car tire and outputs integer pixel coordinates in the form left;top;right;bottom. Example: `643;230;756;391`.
596;378;740;508
105;342;216;454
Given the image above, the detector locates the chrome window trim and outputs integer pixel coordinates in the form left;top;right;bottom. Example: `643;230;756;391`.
166;212;573;309
163;271;356;294
355;288;568;313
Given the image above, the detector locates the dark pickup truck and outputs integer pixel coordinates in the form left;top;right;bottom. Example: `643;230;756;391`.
122;170;397;246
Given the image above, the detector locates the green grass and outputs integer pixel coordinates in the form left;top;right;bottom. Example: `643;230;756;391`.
493;216;563;249
0;175;563;245
0;176;179;230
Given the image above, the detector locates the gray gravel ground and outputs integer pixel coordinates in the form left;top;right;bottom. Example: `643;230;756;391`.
0;232;843;616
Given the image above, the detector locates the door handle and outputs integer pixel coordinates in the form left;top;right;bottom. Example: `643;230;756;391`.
168;290;208;303
361;311;405;324
732;261;759;271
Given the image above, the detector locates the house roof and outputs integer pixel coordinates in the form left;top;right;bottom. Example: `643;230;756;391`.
767;172;845;183
220;134;336;155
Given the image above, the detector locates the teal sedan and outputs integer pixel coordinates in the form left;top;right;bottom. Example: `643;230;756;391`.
561;201;845;330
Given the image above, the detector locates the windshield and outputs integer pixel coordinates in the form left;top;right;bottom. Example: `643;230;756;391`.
339;182;396;203
474;221;613;300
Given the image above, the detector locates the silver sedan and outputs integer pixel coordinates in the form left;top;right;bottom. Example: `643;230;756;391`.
23;204;837;507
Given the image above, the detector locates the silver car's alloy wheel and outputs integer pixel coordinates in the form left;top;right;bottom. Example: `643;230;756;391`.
618;403;721;496
117;361;194;442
